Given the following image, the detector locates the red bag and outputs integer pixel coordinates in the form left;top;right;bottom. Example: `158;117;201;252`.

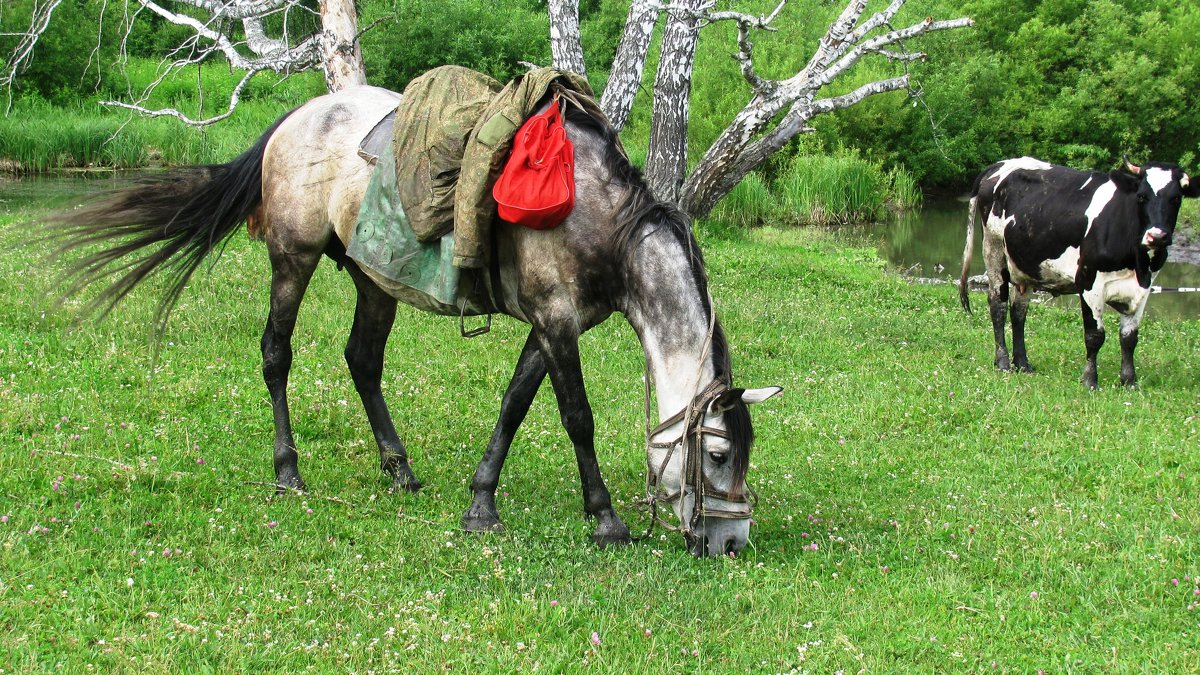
493;95;575;229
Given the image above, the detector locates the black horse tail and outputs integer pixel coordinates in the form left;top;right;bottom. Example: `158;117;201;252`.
44;109;295;338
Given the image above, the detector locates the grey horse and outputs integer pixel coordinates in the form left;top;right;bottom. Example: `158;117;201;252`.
45;85;780;557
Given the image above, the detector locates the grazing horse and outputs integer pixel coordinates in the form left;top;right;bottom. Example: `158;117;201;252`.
46;85;781;557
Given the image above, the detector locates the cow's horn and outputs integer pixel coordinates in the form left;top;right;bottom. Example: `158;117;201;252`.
1123;155;1142;175
1183;174;1191;189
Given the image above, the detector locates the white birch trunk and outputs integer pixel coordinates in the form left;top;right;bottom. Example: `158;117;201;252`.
599;0;661;132
548;0;588;77
319;0;367;92
644;0;705;203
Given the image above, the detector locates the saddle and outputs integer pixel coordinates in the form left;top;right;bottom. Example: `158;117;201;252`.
346;65;603;323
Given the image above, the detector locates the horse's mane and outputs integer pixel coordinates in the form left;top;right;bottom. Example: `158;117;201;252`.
562;104;754;488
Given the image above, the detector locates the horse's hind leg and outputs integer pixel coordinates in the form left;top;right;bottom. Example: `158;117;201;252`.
463;331;547;532
343;263;421;492
262;249;323;491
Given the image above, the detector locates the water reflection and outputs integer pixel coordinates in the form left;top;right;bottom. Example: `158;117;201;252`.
864;197;1200;321
0;172;141;216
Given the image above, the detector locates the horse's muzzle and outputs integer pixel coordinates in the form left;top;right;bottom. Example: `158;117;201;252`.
686;516;750;557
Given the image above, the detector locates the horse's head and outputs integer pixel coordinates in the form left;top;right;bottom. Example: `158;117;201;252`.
647;382;782;557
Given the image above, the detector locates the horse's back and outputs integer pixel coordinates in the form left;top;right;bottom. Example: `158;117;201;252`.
261;86;401;248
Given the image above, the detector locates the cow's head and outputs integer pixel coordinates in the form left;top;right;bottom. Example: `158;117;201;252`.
1112;158;1200;251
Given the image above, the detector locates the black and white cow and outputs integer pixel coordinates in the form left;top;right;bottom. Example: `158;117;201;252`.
959;156;1200;388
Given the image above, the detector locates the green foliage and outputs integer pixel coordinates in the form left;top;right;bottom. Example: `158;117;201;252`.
863;0;1200;187
360;0;552;91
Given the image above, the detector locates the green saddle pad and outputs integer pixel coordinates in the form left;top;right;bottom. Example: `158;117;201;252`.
346;142;464;311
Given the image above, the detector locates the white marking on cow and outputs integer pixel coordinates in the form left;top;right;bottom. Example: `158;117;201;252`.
1146;167;1173;194
1080;176;1093;190
988;157;1053;188
1091;268;1153;322
1084;181;1118;237
1142;227;1168;248
1028;246;1082;294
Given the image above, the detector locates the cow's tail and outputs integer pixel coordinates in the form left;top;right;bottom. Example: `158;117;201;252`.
41;110;294;340
959;195;978;314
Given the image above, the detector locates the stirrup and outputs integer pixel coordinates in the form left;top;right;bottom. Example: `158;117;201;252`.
460;299;492;338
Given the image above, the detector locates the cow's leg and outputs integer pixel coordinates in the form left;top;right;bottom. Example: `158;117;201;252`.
1117;298;1148;388
342;262;421;492
1080;291;1106;389
462;331;546;532
1009;284;1034;373
983;231;1011;370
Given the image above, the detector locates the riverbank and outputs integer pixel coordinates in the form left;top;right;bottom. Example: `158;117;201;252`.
2;205;1199;670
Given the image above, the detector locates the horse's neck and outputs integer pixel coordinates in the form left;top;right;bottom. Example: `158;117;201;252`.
621;231;717;422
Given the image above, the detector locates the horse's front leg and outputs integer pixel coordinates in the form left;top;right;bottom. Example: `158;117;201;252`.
535;330;631;548
344;264;421;492
462;331;546;532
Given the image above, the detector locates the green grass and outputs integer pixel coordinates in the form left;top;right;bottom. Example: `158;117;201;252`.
772;152;919;226
0;68;325;172
2;192;1199;671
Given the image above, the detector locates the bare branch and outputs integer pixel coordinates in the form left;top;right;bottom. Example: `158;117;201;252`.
811;74;910;114
101;69;259;126
2;0;64;109
812;16;973;89
677;0;974;218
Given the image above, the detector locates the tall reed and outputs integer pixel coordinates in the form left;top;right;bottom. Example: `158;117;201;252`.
773;153;887;226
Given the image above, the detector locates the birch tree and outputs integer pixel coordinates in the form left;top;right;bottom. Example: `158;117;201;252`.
549;0;973;213
3;0;366;125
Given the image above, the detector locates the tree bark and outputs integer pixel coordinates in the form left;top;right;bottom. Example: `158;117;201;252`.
644;0;705;203
548;0;588;77
319;0;367;91
599;0;661;132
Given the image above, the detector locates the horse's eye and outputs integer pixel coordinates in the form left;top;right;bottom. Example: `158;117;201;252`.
708;452;729;466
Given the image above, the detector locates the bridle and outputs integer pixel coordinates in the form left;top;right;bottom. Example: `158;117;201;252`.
640;377;755;540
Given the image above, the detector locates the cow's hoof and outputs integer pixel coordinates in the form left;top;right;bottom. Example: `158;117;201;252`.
1015;361;1035;373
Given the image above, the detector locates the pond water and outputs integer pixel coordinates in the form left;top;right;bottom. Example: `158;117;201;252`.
5;176;1199;321
863;197;1200;322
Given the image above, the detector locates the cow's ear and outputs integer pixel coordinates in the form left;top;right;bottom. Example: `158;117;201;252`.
1182;174;1200;199
1109;170;1140;193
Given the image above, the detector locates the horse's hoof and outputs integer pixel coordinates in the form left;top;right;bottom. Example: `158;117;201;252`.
274;475;307;494
391;476;422;493
461;514;505;533
591;521;632;548
388;467;422;493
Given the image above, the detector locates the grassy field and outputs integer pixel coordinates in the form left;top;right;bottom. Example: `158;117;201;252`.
1;191;1199;672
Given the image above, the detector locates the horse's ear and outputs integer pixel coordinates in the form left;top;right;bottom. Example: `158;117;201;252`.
710;386;782;413
740;386;782;405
